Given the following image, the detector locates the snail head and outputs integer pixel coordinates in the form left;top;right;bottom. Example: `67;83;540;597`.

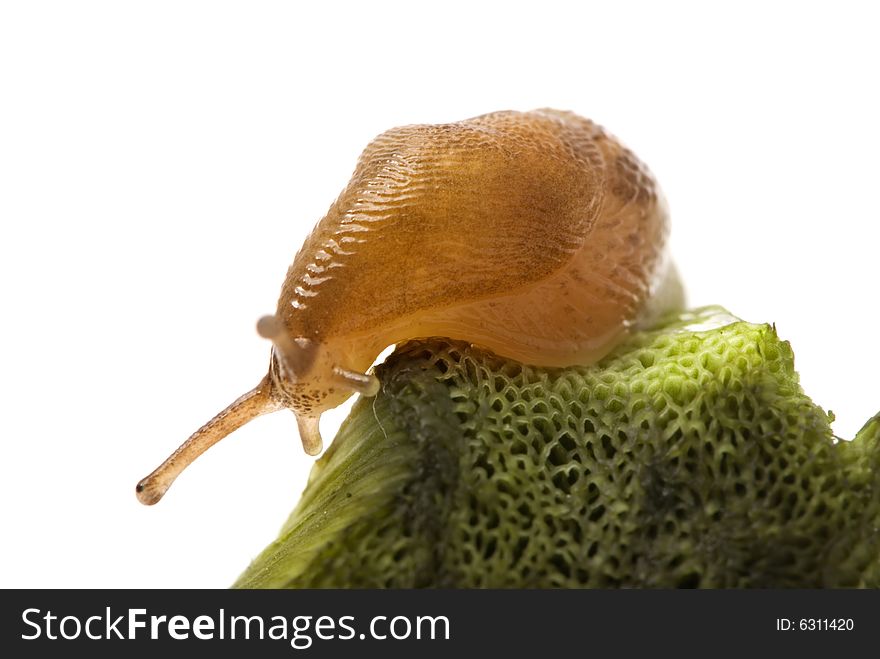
136;314;379;505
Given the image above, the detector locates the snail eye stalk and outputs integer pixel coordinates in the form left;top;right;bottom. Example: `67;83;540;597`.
136;379;281;505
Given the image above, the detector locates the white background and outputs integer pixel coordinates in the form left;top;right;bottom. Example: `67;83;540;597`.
1;1;878;588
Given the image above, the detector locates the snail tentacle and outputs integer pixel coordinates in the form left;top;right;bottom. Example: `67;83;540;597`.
136;378;281;505
295;414;323;456
332;366;381;397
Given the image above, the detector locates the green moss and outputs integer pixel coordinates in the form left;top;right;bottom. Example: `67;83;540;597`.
233;306;880;588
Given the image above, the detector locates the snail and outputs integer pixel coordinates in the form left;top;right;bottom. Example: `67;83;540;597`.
136;109;684;505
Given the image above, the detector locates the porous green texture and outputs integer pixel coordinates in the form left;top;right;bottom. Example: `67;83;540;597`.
234;307;880;588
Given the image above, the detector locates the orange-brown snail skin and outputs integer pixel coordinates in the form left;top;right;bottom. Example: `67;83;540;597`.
136;109;683;505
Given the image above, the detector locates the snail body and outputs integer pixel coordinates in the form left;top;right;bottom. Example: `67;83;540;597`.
137;109;683;505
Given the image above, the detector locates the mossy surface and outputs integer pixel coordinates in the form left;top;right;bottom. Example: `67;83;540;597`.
233;307;880;588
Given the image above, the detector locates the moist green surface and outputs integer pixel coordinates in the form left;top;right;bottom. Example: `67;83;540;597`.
233;306;880;588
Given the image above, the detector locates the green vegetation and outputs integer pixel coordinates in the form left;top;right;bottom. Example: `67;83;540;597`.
234;307;880;588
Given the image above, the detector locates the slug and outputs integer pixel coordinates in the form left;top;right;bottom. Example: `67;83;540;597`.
136;109;684;505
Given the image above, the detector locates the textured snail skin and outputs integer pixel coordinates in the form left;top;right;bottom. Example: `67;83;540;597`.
136;109;683;504
273;109;682;422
